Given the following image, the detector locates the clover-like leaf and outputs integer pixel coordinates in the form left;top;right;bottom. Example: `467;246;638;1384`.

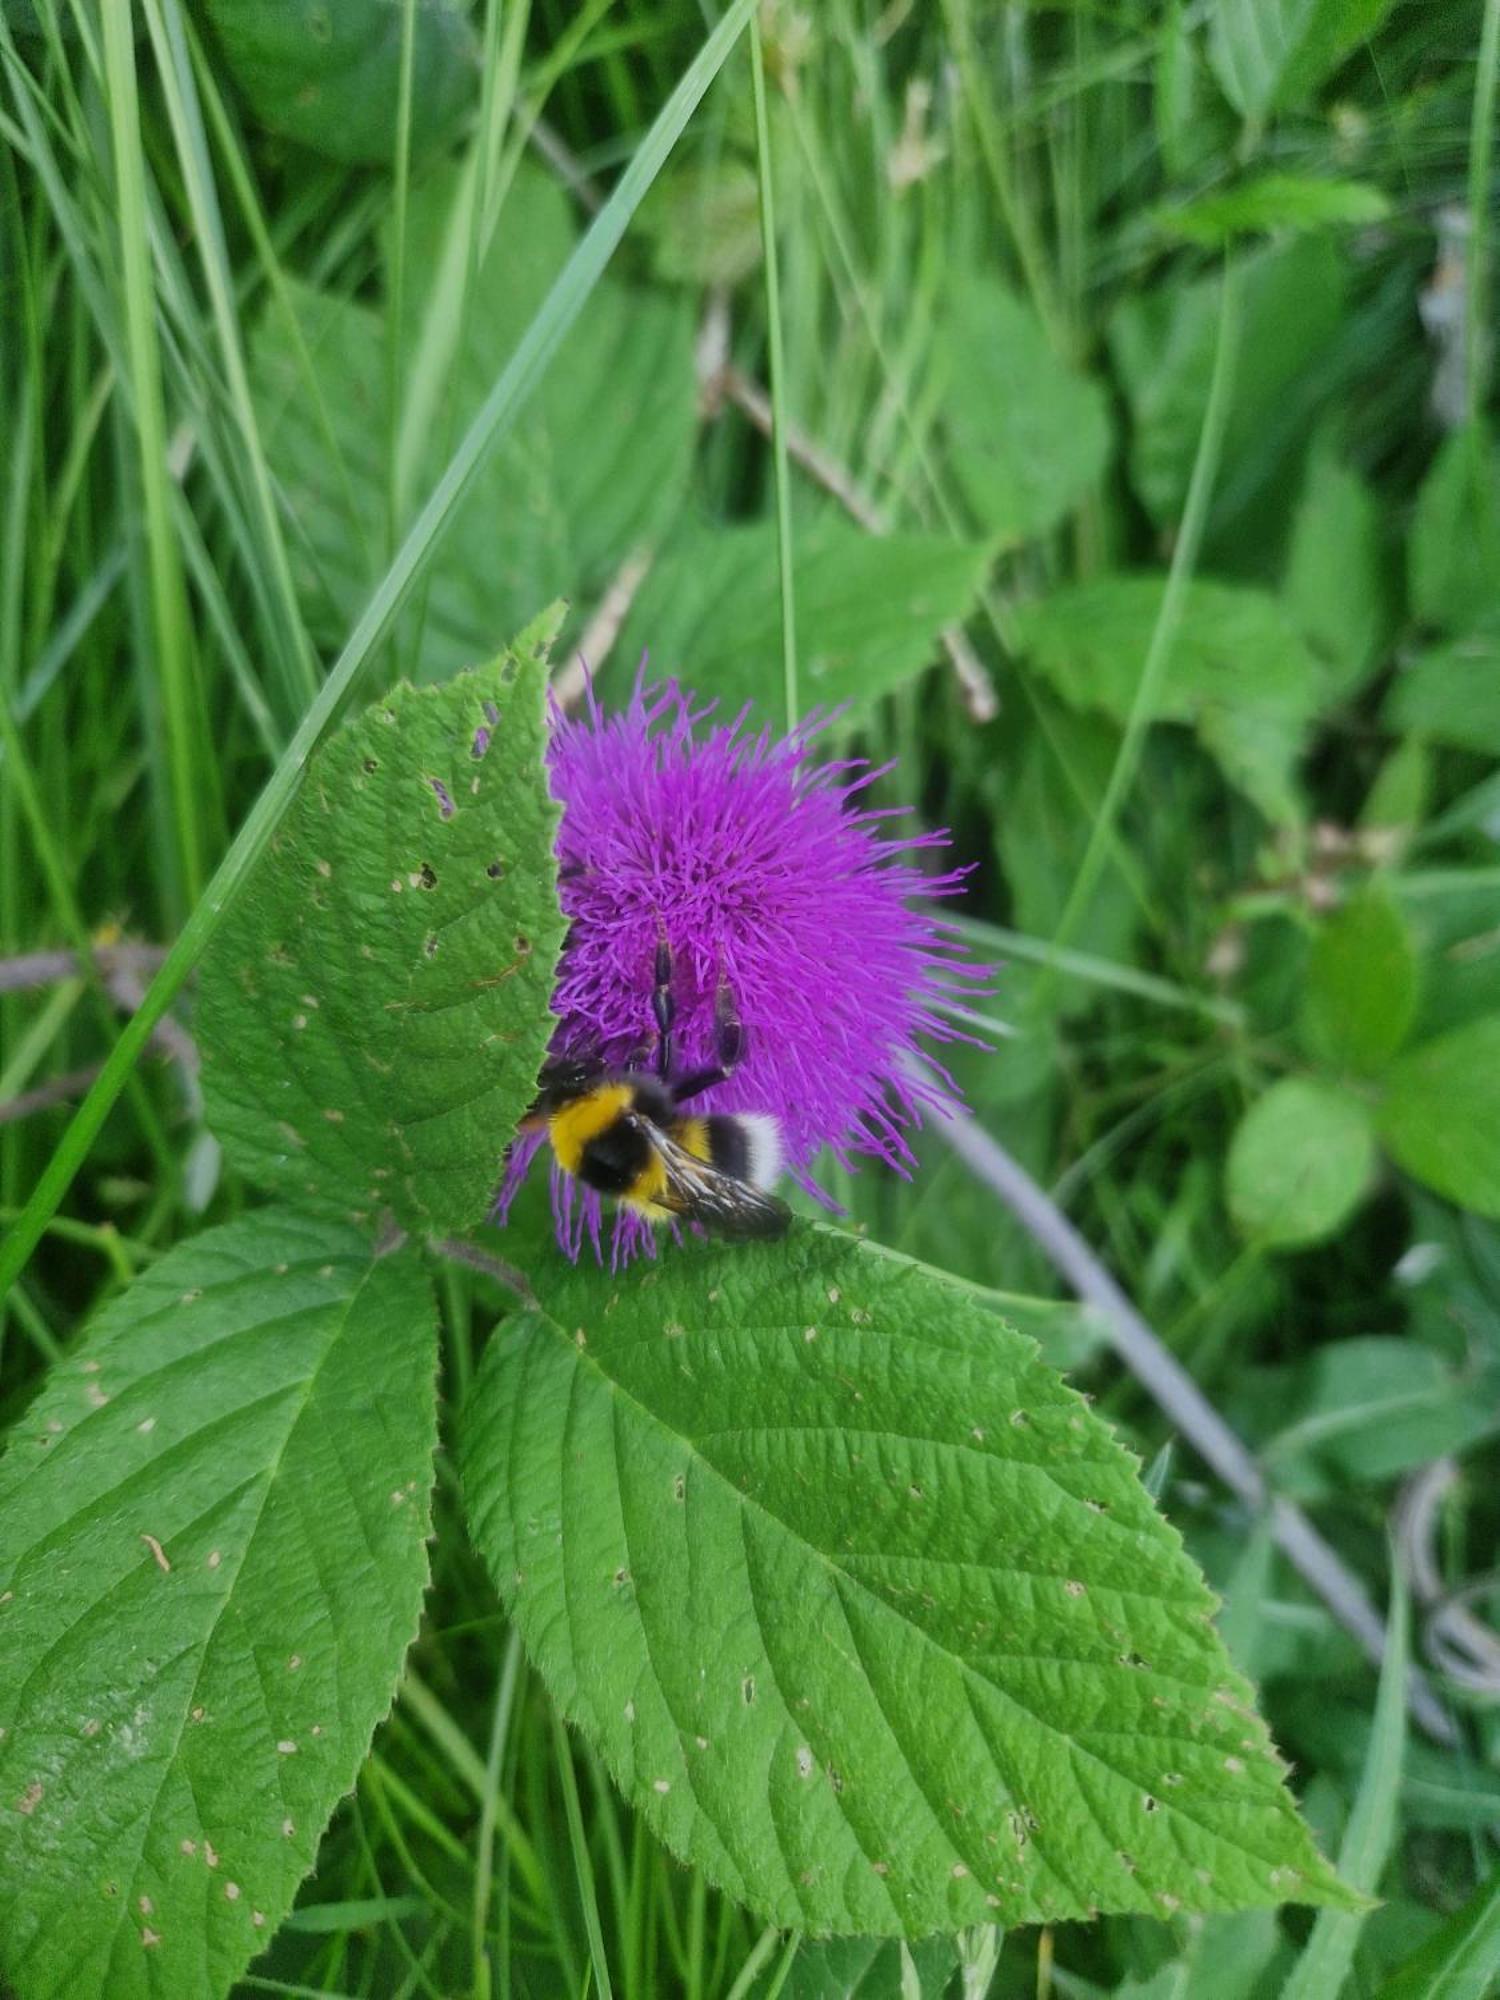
462;1228;1352;1935
199;608;565;1234
0;1208;439;1999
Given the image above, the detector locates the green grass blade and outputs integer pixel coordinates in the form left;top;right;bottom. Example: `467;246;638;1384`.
551;1710;615;2000
100;0;208;919
748;10;798;727
0;0;759;1305
1282;1564;1408;2000
1037;256;1240;1015
1378;1860;1500;2000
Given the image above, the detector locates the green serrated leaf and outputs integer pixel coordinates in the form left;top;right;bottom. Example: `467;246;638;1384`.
199;612;565;1233
1207;0;1395;119
1107;237;1346;537
1284;441;1388;699
252;165;697;684
1385;624;1500;756
461;1228;1352;1935
1378;1015;1500;1217
938;275;1111;545
611;517;994;715
0;1208;439;1999
1156;173;1389;247
1378;1860;1500;2000
1409;427;1500;636
1227;1078;1376;1246
1302;887;1421;1075
201;0;478;165
1013;574;1320;821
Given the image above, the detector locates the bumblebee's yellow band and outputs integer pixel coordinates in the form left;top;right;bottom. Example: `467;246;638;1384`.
547;1085;633;1176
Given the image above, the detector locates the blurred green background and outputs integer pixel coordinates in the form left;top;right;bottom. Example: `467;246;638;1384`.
2;1;1499;1994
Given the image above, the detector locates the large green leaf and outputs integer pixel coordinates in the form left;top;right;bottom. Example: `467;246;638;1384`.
1408;426;1500;636
462;1228;1351;1934
201;0;478;165
199;611;564;1233
938;275;1110;544
1226;1078;1376;1246
610;517;994;714
1207;0;1396;119
1378;1015;1500;1217
0;1209;439;1999
1378;1861;1500;2000
252;166;698;683
1283;440;1388;699
1108;236;1345;537
1013;574;1321;821
1385;624;1500;756
1301;886;1420;1076
1250;1338;1499;1496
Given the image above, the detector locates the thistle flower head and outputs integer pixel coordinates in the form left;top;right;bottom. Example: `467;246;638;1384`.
499;673;985;1259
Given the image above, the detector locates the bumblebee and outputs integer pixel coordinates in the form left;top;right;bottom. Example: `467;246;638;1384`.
527;937;790;1242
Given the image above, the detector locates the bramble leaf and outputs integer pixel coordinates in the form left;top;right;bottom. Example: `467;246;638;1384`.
1013;574;1321;822
252;166;697;683
611;517;994;714
198;609;565;1233
462;1227;1352;1935
201;0;477;165
0;1209;439;2000
938;275;1110;544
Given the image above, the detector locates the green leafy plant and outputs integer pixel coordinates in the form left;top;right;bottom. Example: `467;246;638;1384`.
0;603;1354;1995
7;0;1500;1993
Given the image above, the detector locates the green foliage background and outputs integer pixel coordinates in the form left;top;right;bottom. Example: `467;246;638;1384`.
2;0;1500;1995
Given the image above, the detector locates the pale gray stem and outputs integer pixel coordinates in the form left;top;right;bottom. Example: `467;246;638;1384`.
0;1064;102;1125
0;943;168;994
935;1103;1458;1745
430;1235;537;1307
553;545;656;711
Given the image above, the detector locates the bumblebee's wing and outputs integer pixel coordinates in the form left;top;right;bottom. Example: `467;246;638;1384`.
636;1122;791;1242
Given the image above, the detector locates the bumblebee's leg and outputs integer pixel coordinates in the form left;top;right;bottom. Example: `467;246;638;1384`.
671;981;746;1104
651;926;675;1082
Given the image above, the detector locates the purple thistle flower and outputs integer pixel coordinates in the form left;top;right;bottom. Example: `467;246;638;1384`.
498;673;986;1261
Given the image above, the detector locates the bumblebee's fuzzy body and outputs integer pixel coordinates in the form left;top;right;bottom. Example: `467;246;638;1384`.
538;1071;789;1241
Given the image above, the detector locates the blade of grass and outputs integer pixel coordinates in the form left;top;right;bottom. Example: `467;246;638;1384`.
1036;255;1240;1018
471;1629;526;2000
1281;1563;1408;2000
748;9;798;727
0;0;759;1303
100;0;208;920
1466;0;1500;426
139;0;319;718
1378;1859;1500;2000
551;1710;614;2000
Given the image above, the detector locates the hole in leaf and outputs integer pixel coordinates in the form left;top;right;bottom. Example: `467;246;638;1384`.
363;757;378;774
499;659;518;683
486;860;505;880
741;1676;756;1705
428;777;455;820
471;728;490;759
483;699;501;724
417;863;437;890
514;934;532;956
424;935;439;958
